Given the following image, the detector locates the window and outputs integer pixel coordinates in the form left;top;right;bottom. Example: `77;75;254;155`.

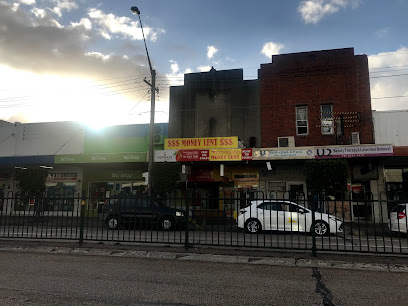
257;202;283;211
296;106;308;135
320;104;334;135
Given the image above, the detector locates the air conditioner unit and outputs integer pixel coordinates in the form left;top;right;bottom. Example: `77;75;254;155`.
278;136;295;148
351;132;360;145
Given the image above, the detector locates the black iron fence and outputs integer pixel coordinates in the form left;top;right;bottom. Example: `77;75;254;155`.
0;190;407;256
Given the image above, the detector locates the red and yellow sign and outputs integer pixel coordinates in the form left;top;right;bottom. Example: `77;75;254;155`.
165;137;238;150
175;149;252;162
209;149;242;161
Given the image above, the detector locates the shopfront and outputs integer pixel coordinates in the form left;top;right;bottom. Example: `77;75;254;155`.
45;171;82;211
254;148;314;199
85;168;145;209
55;152;146;210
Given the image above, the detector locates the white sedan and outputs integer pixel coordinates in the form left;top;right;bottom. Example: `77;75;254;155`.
388;204;407;234
237;200;343;236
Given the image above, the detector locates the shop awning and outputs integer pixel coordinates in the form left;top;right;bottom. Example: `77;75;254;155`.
0;155;55;166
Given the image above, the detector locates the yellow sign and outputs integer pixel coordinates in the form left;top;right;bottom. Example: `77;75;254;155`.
209;149;242;161
165;137;239;150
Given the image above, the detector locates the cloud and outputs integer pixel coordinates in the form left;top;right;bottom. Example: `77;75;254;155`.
198;66;211;72
165;60;192;86
88;8;160;41
207;45;218;59
31;8;46;18
51;0;78;17
298;0;362;24
71;18;92;30
261;42;284;58
0;1;157;124
169;60;179;74
368;47;408;111
19;0;36;5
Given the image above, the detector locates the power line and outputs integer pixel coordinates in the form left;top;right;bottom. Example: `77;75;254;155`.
371;95;408;100
0;70;407;107
371;73;408;79
0;134;14;144
129;92;149;113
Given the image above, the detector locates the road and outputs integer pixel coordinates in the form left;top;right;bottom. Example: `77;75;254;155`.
0;251;407;305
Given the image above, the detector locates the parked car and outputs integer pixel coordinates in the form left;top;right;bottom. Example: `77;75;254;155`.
237;200;343;236
388;203;407;234
99;196;186;230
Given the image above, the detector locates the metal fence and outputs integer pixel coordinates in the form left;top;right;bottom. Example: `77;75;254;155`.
0;190;407;256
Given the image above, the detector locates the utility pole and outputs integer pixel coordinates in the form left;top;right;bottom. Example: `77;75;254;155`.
131;6;158;196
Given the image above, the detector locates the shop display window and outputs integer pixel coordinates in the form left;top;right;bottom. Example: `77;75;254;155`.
45;182;76;211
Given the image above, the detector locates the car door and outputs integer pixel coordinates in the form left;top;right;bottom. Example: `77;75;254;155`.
257;202;284;231
282;203;308;232
256;202;277;230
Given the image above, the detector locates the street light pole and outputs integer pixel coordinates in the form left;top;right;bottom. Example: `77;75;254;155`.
131;6;156;196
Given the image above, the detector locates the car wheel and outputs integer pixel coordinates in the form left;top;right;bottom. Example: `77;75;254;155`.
160;216;174;231
245;219;261;234
313;221;329;236
107;216;119;230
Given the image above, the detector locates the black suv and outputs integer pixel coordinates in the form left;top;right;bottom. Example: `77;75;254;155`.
99;196;186;230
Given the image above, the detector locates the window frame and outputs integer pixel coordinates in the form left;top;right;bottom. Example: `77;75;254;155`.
320;104;334;135
295;106;308;136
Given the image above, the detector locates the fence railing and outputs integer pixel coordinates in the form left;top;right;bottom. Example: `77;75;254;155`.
0;191;407;256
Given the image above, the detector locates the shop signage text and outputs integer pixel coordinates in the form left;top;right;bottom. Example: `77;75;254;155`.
253;148;314;160
155;149;253;162
47;173;77;181
55;153;146;163
154;150;177;162
165;137;239;150
176;150;209;162
210;149;242;161
315;145;393;159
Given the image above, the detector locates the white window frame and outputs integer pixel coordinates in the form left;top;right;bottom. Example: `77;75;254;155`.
320;104;334;135
296;106;308;135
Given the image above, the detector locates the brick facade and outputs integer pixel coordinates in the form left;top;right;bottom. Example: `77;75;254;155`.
259;48;374;148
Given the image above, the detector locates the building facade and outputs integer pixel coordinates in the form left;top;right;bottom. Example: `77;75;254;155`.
373;110;408;200
259;48;373;148
169;67;260;148
0;121;167;213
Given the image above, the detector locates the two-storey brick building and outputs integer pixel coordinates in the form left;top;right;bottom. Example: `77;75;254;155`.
259;48;373;148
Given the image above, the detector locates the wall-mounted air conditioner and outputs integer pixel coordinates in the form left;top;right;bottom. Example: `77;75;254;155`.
278;136;295;148
351;132;360;145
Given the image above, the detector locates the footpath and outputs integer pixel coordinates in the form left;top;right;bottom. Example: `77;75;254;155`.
0;239;407;273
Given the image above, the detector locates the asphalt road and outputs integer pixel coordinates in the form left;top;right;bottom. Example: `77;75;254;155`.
0;251;407;305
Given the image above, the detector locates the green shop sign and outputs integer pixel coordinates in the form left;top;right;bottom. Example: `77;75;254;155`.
86;169;144;181
55;153;146;164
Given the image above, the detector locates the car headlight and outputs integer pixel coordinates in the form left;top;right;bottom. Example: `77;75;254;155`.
176;211;184;217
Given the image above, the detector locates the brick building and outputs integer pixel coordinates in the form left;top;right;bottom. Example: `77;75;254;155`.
259;48;373;148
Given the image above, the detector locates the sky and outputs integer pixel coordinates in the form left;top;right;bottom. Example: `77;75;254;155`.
0;0;407;129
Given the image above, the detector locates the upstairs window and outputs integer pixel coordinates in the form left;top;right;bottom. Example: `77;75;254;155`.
296;106;308;135
320;104;334;135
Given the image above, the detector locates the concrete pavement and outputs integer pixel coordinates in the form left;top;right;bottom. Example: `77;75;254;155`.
0;239;407;273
